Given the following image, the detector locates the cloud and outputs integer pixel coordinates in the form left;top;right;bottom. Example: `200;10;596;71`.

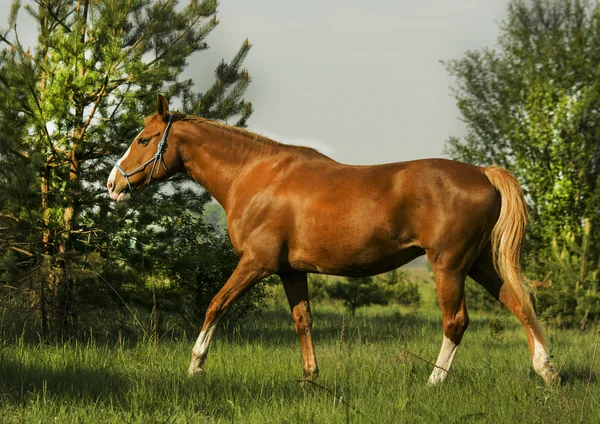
248;127;335;157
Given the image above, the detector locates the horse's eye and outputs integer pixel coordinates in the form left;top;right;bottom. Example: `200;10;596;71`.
138;137;150;145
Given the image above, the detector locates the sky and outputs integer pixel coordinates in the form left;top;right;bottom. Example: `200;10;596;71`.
2;0;510;165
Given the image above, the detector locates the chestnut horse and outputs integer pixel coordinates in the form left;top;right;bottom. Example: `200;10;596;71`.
107;95;559;385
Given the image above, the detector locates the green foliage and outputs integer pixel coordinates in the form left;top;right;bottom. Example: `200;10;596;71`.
0;0;255;338
445;0;600;270
160;213;267;327
489;317;507;341
464;277;504;312
201;200;227;235
323;270;422;314
326;276;388;315
537;219;600;327
385;269;421;307
307;274;329;303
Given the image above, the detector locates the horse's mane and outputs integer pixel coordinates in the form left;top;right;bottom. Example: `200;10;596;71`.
175;113;322;155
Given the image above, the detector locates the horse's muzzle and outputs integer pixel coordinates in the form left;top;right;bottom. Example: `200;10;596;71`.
107;178;129;203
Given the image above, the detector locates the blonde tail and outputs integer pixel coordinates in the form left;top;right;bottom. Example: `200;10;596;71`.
483;166;547;346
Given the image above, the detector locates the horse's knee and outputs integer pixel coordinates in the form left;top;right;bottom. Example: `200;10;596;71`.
444;312;469;344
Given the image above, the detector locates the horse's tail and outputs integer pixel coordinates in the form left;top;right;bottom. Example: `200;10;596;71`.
483;165;547;347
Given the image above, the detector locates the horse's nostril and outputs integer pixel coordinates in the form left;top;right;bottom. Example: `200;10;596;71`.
107;181;113;190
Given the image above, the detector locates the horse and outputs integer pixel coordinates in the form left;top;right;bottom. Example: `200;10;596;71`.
107;95;559;385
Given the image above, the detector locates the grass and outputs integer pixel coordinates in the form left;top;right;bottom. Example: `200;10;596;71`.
0;300;598;423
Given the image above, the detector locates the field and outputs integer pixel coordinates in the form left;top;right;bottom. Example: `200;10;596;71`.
0;281;598;423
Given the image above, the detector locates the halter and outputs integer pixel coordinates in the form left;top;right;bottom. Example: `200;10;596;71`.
115;114;173;193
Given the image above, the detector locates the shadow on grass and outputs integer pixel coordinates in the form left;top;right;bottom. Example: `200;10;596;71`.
0;349;325;420
0;353;128;406
557;365;597;385
221;307;525;347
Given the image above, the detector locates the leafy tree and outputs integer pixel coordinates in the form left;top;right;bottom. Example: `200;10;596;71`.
326;276;389;315
445;0;600;269
0;0;254;338
536;219;600;326
307;273;329;303
385;269;421;306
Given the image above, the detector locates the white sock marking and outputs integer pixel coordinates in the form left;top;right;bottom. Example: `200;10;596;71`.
188;313;224;374
533;337;551;375
428;335;459;385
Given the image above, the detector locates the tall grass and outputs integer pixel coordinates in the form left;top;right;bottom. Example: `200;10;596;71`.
0;302;598;423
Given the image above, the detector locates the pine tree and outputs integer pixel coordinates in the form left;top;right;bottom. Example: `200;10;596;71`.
0;0;253;338
536;219;600;326
326;276;389;316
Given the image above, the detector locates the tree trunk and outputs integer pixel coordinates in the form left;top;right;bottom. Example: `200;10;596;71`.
40;163;51;339
54;141;82;336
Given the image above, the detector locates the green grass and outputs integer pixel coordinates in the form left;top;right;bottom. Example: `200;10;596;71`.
0;303;598;423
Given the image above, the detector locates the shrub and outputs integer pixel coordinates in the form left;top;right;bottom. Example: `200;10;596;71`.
326;276;388;315
536;219;600;327
307;273;329;303
464;277;504;312
385;269;421;306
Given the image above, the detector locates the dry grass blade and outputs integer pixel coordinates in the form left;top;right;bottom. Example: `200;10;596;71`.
398;346;448;374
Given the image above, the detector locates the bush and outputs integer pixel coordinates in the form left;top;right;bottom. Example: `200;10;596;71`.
464;277;504;312
325;270;423;314
307;274;329;303
385;269;421;306
536;219;600;328
326;276;388;315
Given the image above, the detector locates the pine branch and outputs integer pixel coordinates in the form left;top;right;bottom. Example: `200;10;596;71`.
0;33;36;62
33;0;73;33
9;245;35;257
78;74;109;142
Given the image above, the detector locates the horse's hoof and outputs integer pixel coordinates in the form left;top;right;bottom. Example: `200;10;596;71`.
187;366;206;377
550;372;564;385
302;369;319;382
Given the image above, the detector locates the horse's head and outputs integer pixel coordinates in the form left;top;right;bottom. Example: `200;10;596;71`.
107;95;181;202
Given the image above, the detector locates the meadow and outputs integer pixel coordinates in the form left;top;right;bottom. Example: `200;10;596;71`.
0;280;598;423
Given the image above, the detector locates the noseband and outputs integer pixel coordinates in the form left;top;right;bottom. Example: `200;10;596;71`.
115;114;173;193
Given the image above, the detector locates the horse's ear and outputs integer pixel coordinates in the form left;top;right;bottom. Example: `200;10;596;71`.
157;95;169;120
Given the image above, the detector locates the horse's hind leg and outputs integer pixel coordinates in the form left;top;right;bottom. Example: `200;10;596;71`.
468;246;559;383
426;254;470;385
280;272;319;380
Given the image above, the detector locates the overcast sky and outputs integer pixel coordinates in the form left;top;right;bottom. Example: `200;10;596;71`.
3;0;510;165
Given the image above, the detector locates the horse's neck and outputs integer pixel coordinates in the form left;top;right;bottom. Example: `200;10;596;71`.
178;122;277;209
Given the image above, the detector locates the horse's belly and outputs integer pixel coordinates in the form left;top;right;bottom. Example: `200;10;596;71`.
286;217;423;276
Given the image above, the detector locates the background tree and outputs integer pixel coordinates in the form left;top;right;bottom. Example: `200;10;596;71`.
326;276;389;316
446;0;600;260
385;269;420;307
536;219;600;326
445;0;600;325
0;0;254;338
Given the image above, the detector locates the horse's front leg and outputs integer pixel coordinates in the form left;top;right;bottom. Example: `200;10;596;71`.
188;256;271;375
280;272;319;380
